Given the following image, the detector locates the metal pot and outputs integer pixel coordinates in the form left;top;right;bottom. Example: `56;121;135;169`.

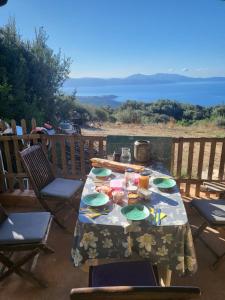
134;140;151;163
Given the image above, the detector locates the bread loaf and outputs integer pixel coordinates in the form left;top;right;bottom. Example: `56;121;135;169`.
90;158;145;173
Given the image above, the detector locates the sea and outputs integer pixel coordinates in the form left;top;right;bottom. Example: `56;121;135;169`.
63;80;225;106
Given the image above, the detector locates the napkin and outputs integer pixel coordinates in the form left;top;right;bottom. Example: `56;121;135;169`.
149;207;167;224
80;207;110;219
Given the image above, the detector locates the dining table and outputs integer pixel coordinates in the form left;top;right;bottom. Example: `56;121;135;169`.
71;162;197;286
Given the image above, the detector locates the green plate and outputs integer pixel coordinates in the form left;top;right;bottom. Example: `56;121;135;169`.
82;193;109;207
121;204;150;221
92;168;112;177
153;177;176;189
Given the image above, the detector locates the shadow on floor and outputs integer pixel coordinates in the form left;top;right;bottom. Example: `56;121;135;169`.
1;203;225;299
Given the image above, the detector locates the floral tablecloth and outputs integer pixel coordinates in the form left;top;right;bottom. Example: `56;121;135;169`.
71;163;197;275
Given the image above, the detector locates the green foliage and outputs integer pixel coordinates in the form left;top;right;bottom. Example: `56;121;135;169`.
0;19;71;123
111;99;224;126
215;117;225;128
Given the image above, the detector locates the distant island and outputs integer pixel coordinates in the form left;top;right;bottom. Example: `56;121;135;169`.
64;73;225;88
63;73;225;107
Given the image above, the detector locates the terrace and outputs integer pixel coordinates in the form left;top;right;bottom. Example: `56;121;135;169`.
1;119;225;299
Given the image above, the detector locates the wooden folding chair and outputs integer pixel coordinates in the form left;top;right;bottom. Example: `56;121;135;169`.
70;261;201;300
0;205;54;287
192;198;225;269
19;144;83;229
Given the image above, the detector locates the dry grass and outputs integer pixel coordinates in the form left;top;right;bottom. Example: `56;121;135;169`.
82;122;225;138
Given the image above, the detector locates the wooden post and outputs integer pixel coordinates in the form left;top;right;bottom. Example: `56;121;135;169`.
208;141;216;180
186;141;194;196
69;135;76;178
196;140;205;197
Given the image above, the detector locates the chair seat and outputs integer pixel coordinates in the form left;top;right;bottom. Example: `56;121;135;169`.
40;178;83;199
0;212;51;245
192;199;225;225
89;261;158;287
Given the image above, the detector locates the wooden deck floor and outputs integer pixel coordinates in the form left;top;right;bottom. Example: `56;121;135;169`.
1;200;225;300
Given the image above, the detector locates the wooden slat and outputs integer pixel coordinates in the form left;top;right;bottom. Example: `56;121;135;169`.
13;138;24;191
11;119;17;134
187;141;194;179
3;140;14;192
79;138;86;178
185;141;194;196
203;182;225;191
170;141;175;176
176;138;183;178
209;181;225;188
218;141;225;181
60;136;67;177
177;178;225;184
197;141;205;180
172;137;225;143
31;118;37;130
0;149;6;192
40;135;48;154
21;119;27;135
89;140;94;159
207;141;216;180
50;137;57;175
195;183;201;197
69;136;76;177
0;120;7;131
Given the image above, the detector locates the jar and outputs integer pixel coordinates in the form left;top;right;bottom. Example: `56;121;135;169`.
128;193;139;205
125;168;135;186
121;147;131;163
112;190;125;205
138;171;150;189
113;151;121;162
134;140;150;163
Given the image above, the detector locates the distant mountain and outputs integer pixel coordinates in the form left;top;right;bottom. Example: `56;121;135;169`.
64;73;225;88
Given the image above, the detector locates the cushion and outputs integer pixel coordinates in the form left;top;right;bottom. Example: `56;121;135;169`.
89;261;158;287
0;212;51;245
192;199;225;225
0;205;8;224
40;178;83;199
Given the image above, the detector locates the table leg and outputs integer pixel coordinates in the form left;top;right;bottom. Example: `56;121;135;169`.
157;265;172;286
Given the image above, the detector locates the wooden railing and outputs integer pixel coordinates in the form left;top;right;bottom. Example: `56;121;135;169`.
0;119;225;198
171;137;225;196
0;134;106;193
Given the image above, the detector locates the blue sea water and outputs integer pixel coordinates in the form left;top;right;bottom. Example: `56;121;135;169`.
63;81;225;106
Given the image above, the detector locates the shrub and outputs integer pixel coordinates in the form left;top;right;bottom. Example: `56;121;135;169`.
215;117;225;128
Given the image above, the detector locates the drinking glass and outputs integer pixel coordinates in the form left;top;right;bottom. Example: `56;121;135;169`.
121;147;131;163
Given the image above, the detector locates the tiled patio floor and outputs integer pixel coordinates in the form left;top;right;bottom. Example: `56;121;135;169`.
1;200;225;300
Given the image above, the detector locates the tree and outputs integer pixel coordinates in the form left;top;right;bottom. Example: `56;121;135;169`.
0;19;71;123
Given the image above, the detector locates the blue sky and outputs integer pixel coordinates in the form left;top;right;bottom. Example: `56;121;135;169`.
1;0;225;78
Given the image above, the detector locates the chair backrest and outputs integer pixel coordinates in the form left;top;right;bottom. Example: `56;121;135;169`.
0;204;8;225
19;144;55;197
70;286;201;300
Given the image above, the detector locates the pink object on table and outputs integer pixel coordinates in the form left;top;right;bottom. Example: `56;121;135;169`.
110;179;124;190
134;173;140;185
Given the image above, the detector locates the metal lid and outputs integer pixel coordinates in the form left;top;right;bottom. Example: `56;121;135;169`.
125;168;135;173
140;171;150;176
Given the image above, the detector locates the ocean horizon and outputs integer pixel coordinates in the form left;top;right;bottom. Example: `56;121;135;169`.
63;80;225;106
